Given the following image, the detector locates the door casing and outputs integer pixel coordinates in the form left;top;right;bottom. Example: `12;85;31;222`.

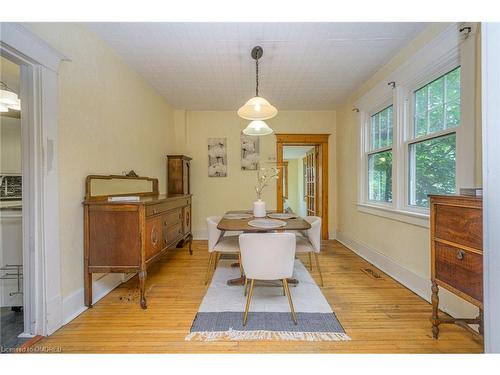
276;134;330;240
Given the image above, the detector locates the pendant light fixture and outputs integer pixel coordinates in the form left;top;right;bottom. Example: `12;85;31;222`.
239;46;277;136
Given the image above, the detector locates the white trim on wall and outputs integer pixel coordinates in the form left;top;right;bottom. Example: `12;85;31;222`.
482;22;500;354
62;273;130;325
336;230;477;322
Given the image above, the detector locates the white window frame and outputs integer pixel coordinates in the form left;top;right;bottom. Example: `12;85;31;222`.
357;23;477;228
362;99;394;208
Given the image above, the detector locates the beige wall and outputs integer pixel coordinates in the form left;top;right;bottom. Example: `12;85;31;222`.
23;23;176;298
177;110;336;238
335;24;482;318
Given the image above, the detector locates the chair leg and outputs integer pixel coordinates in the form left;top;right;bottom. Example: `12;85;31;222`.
243;279;255;326
283;279;298;325
244;277;248;296
204;253;214;285
308;252;313;271
238;252;244;277
282;281;286;296
213;253;219;271
314;253;324;287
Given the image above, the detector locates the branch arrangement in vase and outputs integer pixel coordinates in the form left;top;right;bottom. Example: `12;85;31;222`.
255;167;279;200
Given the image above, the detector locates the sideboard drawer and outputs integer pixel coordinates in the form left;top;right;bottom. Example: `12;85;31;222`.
166;222;183;245
146;197;191;217
165;208;182;226
435;204;482;250
435;242;483;302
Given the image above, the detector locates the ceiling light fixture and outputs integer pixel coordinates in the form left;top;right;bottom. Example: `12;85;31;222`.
238;46;277;136
242;120;273;136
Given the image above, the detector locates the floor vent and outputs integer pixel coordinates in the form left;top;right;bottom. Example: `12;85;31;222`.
361;268;382;279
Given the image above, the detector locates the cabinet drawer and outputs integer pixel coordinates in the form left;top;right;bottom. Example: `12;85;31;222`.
435;204;482;250
146;197;191;217
165;208;182;226
166;222;183;245
435;242;483;302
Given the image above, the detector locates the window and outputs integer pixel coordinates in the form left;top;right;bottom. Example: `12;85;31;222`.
367;106;393;203
357;24;476;227
408;67;460;207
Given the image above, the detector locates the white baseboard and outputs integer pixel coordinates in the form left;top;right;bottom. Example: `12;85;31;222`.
62;273;126;325
336;230;478;320
193;229;207;240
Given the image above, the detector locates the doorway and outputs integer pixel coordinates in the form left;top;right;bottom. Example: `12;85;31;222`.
276;134;330;240
1;55;26;348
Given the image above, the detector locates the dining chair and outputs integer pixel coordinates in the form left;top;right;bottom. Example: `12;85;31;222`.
205;216;241;285
239;232;297;326
295;216;324;287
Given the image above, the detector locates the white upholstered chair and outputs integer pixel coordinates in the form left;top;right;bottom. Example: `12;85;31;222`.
239;233;297;326
205;216;240;285
295;216;324;287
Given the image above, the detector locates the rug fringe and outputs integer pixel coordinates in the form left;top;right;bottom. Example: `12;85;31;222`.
185;329;351;342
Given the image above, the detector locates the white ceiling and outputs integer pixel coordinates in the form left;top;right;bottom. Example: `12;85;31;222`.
89;22;428;110
284;146;314;160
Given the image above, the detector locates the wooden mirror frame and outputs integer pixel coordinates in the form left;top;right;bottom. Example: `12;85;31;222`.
84;174;159;202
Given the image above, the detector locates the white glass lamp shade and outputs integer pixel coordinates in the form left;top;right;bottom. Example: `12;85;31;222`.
237;96;277;120
0;103;9;112
8;98;21;111
242;120;273;136
0;89;18;106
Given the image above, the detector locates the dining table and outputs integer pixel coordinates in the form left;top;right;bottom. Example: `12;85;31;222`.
216;210;312;286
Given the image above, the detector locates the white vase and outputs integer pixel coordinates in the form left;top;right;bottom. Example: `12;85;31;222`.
253;199;266;218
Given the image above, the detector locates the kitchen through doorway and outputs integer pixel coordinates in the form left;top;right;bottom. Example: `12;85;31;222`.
0;55;26;350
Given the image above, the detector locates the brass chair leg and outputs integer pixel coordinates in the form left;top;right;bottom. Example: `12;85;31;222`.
243;279;255;326
314;253;324;287
282;281;286;296
204;252;214;285
308;252;313;271
283;279;298;325
244;277;248;296
213;253;219;271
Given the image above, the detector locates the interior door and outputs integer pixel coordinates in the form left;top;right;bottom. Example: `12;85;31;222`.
305;148;317;216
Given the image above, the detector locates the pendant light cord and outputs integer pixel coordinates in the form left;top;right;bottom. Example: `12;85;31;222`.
255;57;259;97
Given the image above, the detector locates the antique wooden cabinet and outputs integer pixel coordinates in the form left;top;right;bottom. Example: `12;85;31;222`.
429;194;483;338
167;155;191;196
83;174;192;309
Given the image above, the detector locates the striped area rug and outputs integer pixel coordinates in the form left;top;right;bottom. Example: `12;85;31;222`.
186;259;350;341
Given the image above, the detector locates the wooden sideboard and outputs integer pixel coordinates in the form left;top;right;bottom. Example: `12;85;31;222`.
83;174;192;309
429;194;483;338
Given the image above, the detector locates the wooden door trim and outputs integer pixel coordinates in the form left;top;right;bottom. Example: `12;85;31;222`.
276;133;330;240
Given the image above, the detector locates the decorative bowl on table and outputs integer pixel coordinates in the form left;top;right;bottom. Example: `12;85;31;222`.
247;219;287;229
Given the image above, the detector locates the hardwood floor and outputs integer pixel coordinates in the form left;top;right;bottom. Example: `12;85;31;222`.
33;240;483;353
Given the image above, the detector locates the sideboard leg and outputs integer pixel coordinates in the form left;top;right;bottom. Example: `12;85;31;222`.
139;269;147;309
84;269;93;308
188;237;193;255
431;281;440;339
